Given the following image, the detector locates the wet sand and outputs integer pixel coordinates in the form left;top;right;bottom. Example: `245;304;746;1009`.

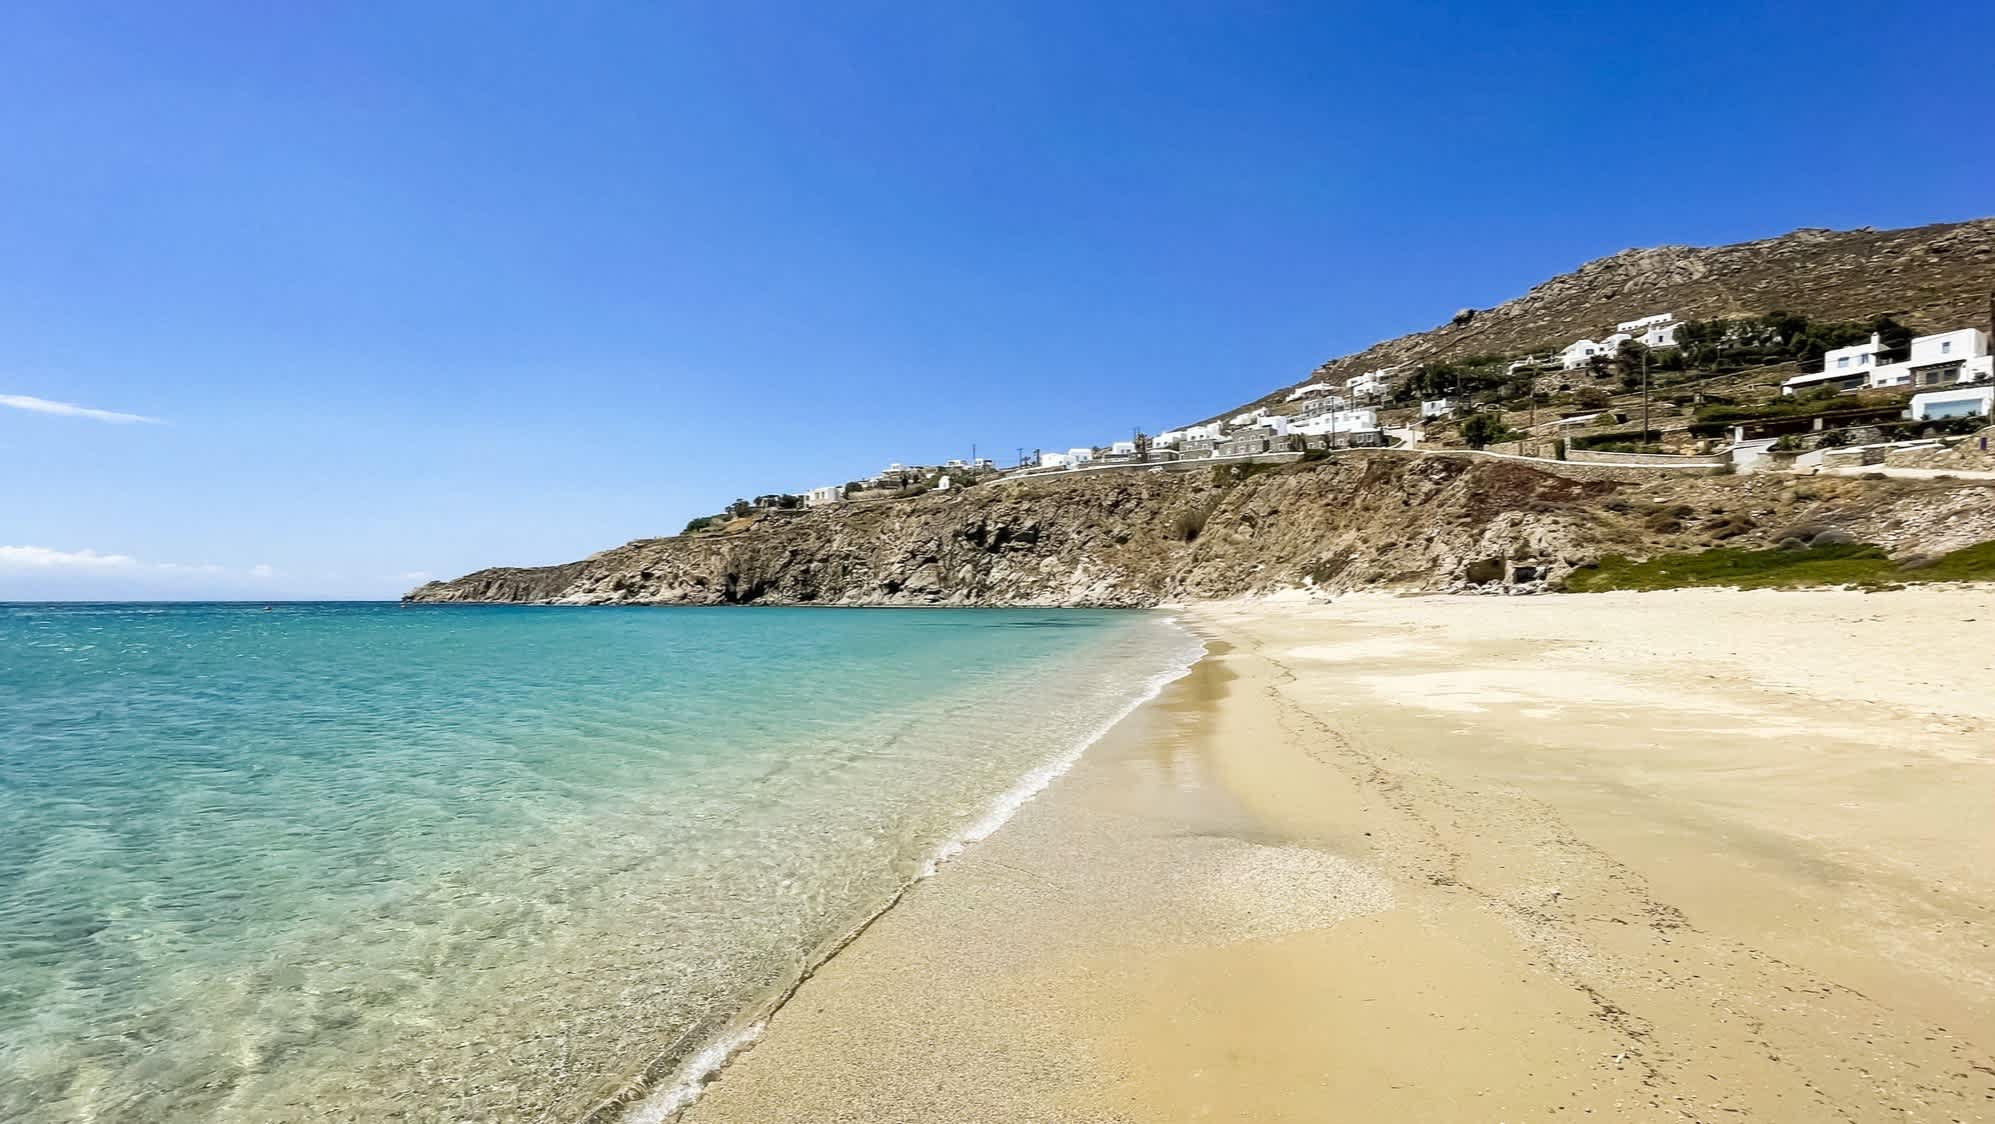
680;587;1995;1123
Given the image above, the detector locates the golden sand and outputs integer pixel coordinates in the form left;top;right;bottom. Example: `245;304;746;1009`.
682;587;1995;1122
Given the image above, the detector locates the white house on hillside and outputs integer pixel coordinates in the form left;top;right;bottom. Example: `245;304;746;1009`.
1066;447;1095;464
1901;327;1993;388
1230;408;1265;427
805;485;843;507
1639;320;1681;348
1782;328;1993;396
1285;382;1336;402
1346;368;1392;398
1108;440;1138;458
1560;339;1606;370
1420;398;1454;419
1616;312;1676;334
1254;414;1291;437
1292;407;1378;436
1037;451;1070;469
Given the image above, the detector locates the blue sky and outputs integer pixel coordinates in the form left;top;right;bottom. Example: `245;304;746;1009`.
4;1;1991;599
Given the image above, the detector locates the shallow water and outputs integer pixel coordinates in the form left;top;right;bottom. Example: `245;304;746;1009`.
0;602;1199;1122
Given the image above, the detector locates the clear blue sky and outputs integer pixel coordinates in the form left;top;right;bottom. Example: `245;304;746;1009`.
4;1;1991;599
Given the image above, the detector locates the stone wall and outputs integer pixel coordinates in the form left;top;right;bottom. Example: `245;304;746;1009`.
1564;448;1731;467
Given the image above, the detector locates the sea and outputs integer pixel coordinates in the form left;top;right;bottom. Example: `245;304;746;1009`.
0;601;1202;1123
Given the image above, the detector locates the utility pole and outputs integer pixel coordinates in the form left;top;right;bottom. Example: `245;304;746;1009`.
1641;347;1651;450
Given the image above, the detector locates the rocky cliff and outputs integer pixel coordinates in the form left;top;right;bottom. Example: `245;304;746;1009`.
406;453;1995;606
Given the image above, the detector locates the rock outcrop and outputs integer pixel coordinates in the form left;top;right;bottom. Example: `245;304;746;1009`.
406;453;1995;606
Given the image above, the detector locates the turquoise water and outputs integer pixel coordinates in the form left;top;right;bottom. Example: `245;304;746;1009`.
0;602;1199;1123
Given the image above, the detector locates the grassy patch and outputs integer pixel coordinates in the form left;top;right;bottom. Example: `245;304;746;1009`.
1565;540;1995;592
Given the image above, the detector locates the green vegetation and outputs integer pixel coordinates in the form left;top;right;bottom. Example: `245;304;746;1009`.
681;515;719;535
1567;428;1662;452
1395;353;1527;405
1458;411;1513;449
1566;540;1995;592
1676;311;1911;372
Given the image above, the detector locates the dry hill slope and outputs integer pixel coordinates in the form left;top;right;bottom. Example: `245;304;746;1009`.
1216;217;1995;422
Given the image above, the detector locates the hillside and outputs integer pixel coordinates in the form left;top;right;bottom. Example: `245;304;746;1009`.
406;453;1995;606
1213;217;1995;423
412;217;1995;607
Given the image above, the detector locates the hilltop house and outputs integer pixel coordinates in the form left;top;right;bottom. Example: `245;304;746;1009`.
1037;451;1070;469
1421;398;1454;419
1560;339;1606;369
805;485;843;507
1616;312;1681;347
1285;382;1336;403
1345;368;1392;398
1107;440;1139;459
1781;328;1993;395
1616;312;1674;333
1066;447;1095;464
1565;314;1680;370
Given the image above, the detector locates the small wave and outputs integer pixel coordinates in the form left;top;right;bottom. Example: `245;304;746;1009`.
917;636;1203;879
617;619;1207;1123
620;1022;765;1124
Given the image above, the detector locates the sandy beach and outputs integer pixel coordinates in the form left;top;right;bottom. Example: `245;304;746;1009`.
680;586;1995;1123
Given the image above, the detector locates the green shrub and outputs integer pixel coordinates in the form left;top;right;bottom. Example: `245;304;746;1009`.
1565;539;1995;592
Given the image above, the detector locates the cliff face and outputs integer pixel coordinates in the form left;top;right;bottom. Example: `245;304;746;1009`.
406;454;1995;606
1221;217;1995;422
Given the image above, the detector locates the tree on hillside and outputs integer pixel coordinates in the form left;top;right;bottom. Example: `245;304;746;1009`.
1459;411;1510;449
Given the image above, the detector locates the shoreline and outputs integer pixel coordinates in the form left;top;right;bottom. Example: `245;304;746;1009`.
613;616;1206;1124
675;586;1995;1123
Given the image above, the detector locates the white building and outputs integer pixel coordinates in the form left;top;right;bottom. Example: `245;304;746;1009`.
1911;385;1993;421
1230;408;1266;427
1284;382;1336;402
1900;327;1993;389
1253;414;1291;437
1783;328;1993;395
1639;320;1681;348
1615;312;1675;334
1560;339;1607;370
1153;429;1183;447
1178;423;1224;442
1781;334;1886;394
1108;440;1138;458
1037;451;1070;469
1292;407;1378;436
1601;331;1633;354
804;485;843;507
1420;398;1454;419
1345;368;1392;398
1066;447;1095;464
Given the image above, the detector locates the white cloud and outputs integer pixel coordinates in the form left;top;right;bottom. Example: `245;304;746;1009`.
249;563;275;578
0;545;141;570
0;394;163;424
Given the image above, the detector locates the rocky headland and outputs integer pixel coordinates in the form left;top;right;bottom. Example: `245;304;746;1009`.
405;451;1995;606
